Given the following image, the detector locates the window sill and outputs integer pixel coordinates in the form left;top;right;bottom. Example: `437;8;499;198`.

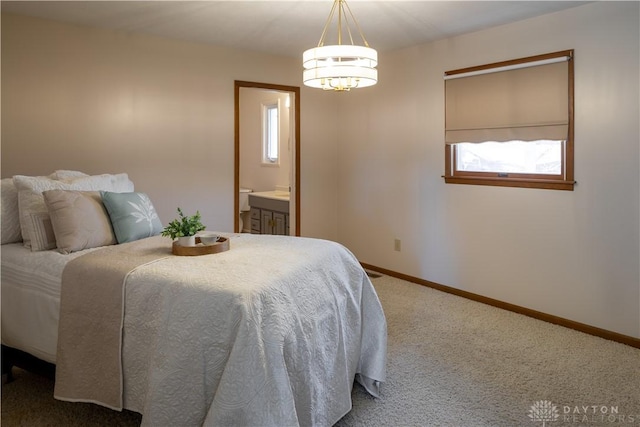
260;162;280;168
443;176;575;191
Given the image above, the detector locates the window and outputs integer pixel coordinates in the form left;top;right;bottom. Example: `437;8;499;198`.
262;101;279;165
456;140;563;174
444;50;574;190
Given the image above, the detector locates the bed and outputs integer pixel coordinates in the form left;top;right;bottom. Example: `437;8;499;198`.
1;172;387;426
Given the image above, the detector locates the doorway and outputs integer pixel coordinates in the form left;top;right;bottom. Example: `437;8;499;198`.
234;81;300;236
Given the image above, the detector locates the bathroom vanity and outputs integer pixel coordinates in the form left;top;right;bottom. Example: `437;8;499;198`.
248;191;290;235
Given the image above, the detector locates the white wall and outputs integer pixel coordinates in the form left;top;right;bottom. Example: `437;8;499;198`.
1;13;340;241
3;4;637;339
337;2;640;338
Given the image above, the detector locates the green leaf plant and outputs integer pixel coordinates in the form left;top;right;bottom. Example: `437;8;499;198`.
161;207;206;240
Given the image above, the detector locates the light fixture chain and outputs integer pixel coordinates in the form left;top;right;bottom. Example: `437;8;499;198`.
337;0;342;45
342;0;370;47
318;0;339;47
343;9;356;46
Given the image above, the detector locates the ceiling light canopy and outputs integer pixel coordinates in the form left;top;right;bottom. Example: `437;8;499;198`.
303;0;378;92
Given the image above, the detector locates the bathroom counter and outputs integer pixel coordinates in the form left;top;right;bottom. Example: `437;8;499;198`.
249;192;289;214
249;191;290;202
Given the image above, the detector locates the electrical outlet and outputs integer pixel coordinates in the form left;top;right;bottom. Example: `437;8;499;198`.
394;239;401;252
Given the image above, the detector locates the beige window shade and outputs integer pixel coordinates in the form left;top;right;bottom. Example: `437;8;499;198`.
445;61;569;144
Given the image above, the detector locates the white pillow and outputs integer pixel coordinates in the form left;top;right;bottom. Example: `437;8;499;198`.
2;171;89;245
51;170;89;180
1;178;22;244
13;173;134;250
58;173;133;192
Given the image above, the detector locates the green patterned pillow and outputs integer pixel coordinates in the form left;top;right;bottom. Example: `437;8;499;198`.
101;191;163;243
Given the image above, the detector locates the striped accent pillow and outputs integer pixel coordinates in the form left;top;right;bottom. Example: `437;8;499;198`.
28;211;57;251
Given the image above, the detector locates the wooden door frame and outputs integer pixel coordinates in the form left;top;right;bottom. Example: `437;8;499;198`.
234;81;301;236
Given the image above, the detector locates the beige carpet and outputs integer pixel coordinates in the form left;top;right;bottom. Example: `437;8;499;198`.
2;275;639;426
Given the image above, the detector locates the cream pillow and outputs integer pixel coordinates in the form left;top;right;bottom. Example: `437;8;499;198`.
43;190;116;254
13;173;134;250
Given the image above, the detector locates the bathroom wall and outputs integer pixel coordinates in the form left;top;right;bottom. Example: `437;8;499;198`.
239;88;291;193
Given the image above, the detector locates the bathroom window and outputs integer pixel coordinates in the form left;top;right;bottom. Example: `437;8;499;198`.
262;101;279;165
444;50;574;190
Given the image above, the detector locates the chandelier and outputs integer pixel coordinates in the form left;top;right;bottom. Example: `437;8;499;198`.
302;0;378;92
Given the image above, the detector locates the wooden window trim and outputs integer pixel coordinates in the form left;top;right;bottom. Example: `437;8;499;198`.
444;50;575;191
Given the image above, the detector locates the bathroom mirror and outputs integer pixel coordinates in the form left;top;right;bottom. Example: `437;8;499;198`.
234;81;300;236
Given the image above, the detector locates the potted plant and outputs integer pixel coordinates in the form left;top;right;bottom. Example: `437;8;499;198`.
162;207;206;246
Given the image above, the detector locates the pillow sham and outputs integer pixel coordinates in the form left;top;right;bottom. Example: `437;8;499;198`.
13;173;134;250
51;170;89;180
1;178;22;244
1;171;90;245
27;211;57;251
43;190;116;254
57;172;133;192
101;191;163;244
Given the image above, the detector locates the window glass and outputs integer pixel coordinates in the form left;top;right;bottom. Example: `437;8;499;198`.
263;103;279;164
456;140;563;175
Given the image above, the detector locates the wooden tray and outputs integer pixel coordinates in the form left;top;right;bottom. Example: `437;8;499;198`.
172;237;229;256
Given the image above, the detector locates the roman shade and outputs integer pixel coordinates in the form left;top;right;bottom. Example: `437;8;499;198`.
445;54;570;144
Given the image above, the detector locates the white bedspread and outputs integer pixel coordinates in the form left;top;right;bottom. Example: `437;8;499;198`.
114;234;386;426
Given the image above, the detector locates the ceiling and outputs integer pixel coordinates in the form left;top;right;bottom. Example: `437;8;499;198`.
1;1;590;58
